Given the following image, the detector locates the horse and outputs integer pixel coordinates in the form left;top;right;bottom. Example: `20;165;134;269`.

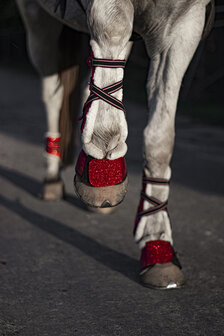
16;0;215;289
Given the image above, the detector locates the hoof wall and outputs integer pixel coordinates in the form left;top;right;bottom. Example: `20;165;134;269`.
140;262;185;290
42;179;64;200
88;206;116;215
74;175;128;208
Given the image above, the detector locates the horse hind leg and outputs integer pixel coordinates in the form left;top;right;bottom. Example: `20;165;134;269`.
17;0;64;199
135;4;207;288
17;1;81;200
42;41;82;201
42;74;64;200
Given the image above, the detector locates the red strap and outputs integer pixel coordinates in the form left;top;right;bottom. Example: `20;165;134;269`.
46;137;61;158
140;240;174;270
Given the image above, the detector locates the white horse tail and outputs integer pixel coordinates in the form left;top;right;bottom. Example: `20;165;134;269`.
59;26;83;165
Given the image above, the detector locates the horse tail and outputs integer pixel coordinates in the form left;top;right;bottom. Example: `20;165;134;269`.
202;0;215;40
59;26;82;165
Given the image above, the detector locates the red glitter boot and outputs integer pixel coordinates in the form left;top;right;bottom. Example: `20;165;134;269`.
74;149;128;208
134;173;185;289
139;240;184;289
75;53;129;208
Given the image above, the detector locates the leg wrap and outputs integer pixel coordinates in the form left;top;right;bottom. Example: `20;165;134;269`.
79;50;126;132
134;172;181;271
45;134;61;180
76;51;127;188
46;136;61;158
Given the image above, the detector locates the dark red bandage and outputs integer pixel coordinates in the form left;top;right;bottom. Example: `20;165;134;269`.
89;156;126;187
140;240;174;270
46;137;61;158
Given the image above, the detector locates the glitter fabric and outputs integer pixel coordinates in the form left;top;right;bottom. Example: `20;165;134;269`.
88;157;126;187
75;149;127;187
46;137;61;158
140;240;174;270
75;150;87;177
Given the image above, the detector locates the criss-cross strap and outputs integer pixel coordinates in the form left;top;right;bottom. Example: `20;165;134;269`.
46;136;61;158
133;173;170;235
137;175;169;219
83;80;125;112
80;52;126;131
137;191;168;218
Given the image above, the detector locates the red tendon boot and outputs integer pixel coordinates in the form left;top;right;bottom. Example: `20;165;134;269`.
74;149;128;208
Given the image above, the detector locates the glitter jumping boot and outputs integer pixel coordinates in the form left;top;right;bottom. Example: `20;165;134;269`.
74;52;128;208
134;172;185;289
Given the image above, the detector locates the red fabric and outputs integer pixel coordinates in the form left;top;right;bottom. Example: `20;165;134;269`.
140;240;174;270
46;137;61;158
75;150;126;187
75;150;87;177
89;157;126;187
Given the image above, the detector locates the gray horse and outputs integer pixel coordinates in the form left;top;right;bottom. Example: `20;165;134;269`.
16;0;214;289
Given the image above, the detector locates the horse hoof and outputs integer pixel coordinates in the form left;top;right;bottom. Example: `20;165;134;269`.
140;262;185;290
88;206;117;214
42;179;64;200
74;149;128;207
74;174;128;208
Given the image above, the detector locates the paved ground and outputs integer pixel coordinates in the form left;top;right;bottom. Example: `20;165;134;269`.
0;62;223;336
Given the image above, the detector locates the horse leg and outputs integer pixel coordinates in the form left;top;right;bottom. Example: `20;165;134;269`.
74;0;134;208
42;74;64;200
17;0;64;199
135;4;207;288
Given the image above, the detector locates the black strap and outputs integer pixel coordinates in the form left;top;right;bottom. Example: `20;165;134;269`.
81;55;126;122
137;175;169;219
142;177;170;185
87;57;126;69
89;82;125;112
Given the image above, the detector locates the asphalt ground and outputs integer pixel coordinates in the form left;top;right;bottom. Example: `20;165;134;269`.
0;62;223;336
